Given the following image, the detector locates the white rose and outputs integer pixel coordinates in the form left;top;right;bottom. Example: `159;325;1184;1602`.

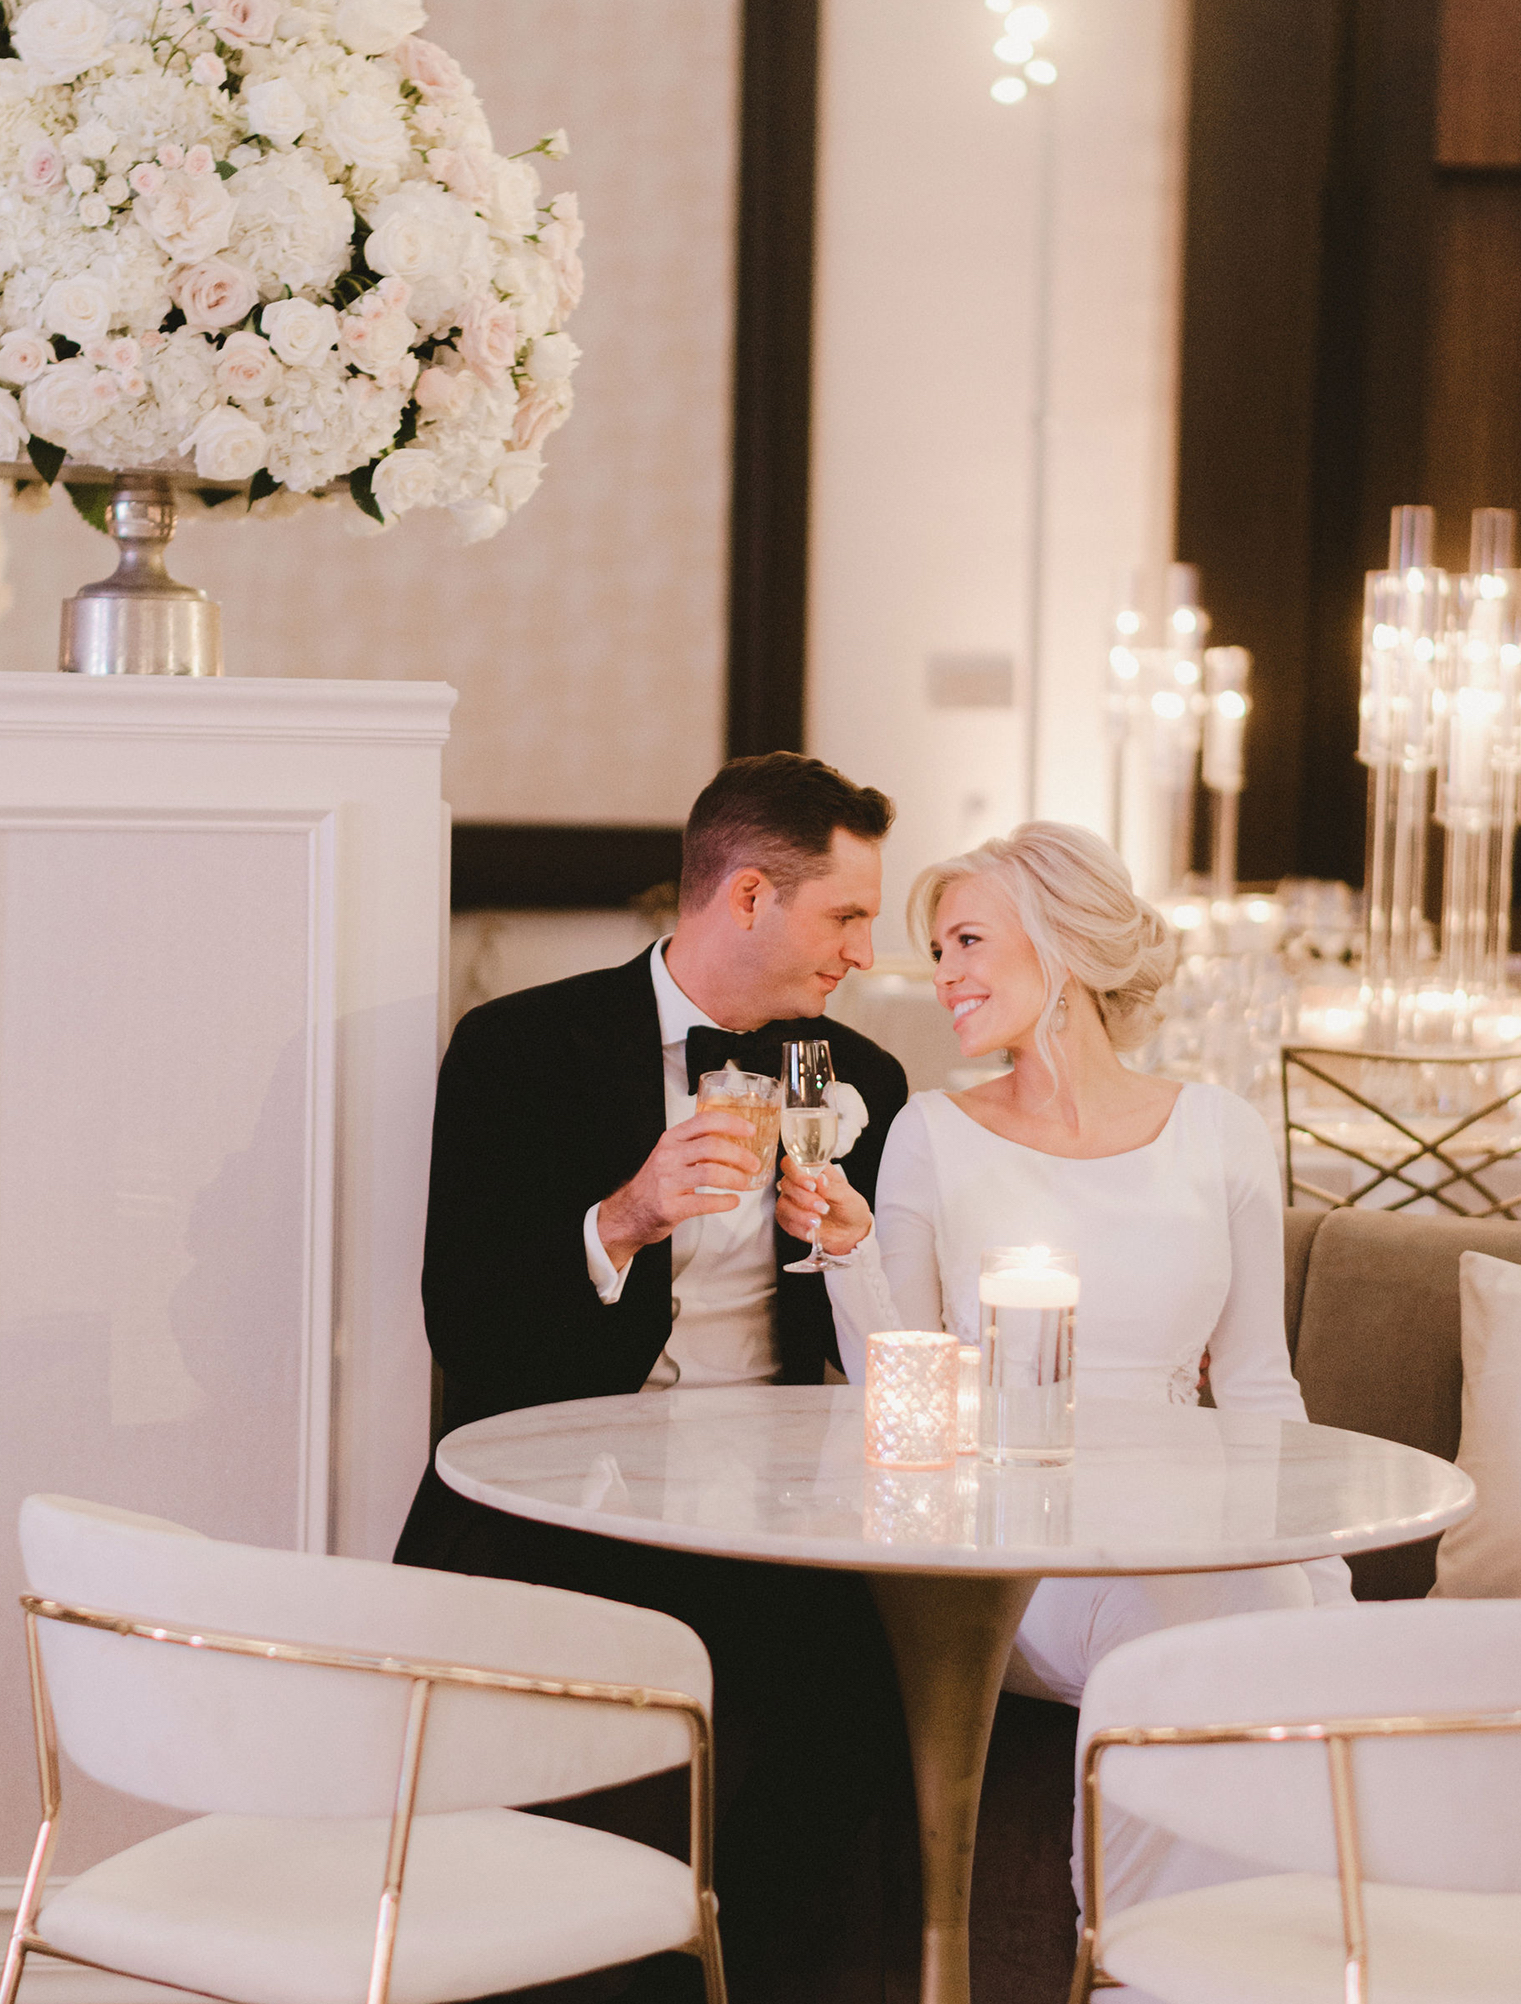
394;35;464;98
260;297;338;367
75;117;114;158
0;389;25;461
371;445;440;520
333;0;425;56
13;0;110;84
22;358;112;444
486;156;538;239
243;77;308;146
264;296;342;368
78;194;110;228
0;330;50;385
191;51;227;87
170;256;259;331
137;169;235;263
100;174;129;206
492;449;542;511
324;89;410;175
181;404;267;480
215;329;279;400
523;330;578;390
363;198;432;283
66;163;95;196
22;139;65;195
458;296;518;387
42;272;112;346
208;0;280;45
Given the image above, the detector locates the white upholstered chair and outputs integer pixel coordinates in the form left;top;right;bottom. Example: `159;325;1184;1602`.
2;1495;726;2004
1070;1601;1521;2004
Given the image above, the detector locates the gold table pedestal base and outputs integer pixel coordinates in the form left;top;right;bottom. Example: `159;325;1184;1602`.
871;1571;1039;2004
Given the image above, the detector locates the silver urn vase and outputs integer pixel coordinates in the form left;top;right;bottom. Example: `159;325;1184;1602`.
58;470;222;678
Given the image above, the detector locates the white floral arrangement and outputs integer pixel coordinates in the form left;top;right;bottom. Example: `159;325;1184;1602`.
0;0;581;539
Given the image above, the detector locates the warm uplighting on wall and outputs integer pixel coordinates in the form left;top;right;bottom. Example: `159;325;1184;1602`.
985;1;1057;103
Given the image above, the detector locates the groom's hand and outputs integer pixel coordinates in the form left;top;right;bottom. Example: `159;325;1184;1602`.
597;1111;762;1272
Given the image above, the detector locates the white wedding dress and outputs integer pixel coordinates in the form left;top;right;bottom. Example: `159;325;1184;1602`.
825;1081;1353;1929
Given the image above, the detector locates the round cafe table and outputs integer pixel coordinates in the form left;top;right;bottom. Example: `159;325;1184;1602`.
438;1386;1474;2004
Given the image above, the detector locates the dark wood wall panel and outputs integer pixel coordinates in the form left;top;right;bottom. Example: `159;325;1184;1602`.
1436;0;1521;166
1177;0;1521;887
1175;0;1348;884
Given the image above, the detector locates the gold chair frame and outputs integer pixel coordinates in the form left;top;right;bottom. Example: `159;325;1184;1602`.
1068;1705;1521;2004
1;1594;728;2004
1282;1043;1521;1216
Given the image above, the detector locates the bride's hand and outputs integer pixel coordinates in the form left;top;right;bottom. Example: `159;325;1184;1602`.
776;1154;872;1256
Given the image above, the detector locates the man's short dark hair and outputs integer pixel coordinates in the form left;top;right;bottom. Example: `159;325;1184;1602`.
679;753;895;911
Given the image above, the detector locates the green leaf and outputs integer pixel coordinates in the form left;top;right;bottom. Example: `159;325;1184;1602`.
394;401;418;449
214;157;236;179
51;336;80;361
332;268;377;311
64;483;112;534
349;460;385;525
0;17;13;59
198;486;240;509
26;437;65;486
247;467;279;509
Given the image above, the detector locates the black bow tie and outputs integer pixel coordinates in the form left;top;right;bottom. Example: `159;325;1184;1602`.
685;1023;824;1095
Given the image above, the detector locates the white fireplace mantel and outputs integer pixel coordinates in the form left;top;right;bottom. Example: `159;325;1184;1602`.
0;671;457;1956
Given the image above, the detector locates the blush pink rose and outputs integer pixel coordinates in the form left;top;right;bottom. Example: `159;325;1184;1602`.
22;140;65;195
394;36;465;97
459;297;518;387
214;329;279;400
414;363;475;417
170;256;259;331
0;329;50;385
208;0;280;44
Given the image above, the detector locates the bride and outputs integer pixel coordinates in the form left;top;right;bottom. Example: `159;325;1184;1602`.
777;820;1351;1915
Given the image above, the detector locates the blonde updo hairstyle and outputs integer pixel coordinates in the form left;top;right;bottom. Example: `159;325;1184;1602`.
908;821;1178;1077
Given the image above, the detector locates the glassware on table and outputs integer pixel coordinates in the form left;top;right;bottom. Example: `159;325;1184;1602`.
956;1344;982;1454
695;1068;782;1193
864;1330;961;1469
978;1247;1079;1466
780;1038;844;1273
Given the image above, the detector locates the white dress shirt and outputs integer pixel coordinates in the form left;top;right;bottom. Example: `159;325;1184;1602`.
582;940;781;1389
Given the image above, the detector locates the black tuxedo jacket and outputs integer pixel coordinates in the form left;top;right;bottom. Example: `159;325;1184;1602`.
422;948;910;1438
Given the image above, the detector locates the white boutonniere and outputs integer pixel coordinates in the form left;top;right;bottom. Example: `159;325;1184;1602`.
826;1081;869;1158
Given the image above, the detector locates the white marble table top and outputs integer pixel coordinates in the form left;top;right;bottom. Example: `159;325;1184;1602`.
437;1388;1474;1577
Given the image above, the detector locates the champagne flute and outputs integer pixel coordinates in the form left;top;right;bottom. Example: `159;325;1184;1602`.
781;1039;844;1274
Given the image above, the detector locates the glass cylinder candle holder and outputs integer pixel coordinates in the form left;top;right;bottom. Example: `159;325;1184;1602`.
864;1330;959;1469
979;1248;1079;1466
957;1344;981;1454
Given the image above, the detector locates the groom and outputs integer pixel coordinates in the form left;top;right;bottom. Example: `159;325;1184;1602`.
396;752;913;1998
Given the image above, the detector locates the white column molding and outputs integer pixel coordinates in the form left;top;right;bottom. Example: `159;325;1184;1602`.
0;673;455;1897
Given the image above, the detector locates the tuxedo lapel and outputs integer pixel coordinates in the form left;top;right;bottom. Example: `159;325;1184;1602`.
564;949;668;1195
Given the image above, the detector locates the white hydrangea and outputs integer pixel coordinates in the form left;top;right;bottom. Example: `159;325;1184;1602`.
0;0;579;537
226;149;353;297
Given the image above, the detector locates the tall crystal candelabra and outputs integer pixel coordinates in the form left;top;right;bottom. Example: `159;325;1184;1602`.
1358;506;1446;1045
1434;509;1521;1039
1203;645;1251;901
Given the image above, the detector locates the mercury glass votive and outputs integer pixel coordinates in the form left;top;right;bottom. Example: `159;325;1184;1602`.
864;1330;960;1469
957;1344;981;1454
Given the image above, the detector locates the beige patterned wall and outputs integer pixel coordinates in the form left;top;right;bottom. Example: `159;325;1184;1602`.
0;0;739;827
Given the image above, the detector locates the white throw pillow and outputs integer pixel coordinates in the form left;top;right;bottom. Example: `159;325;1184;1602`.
1431;1249;1521;1598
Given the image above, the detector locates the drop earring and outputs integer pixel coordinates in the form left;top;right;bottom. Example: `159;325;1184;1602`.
1052;991;1069;1034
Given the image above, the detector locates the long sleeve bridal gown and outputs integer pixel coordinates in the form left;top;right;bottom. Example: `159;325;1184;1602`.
825;1080;1352;1921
